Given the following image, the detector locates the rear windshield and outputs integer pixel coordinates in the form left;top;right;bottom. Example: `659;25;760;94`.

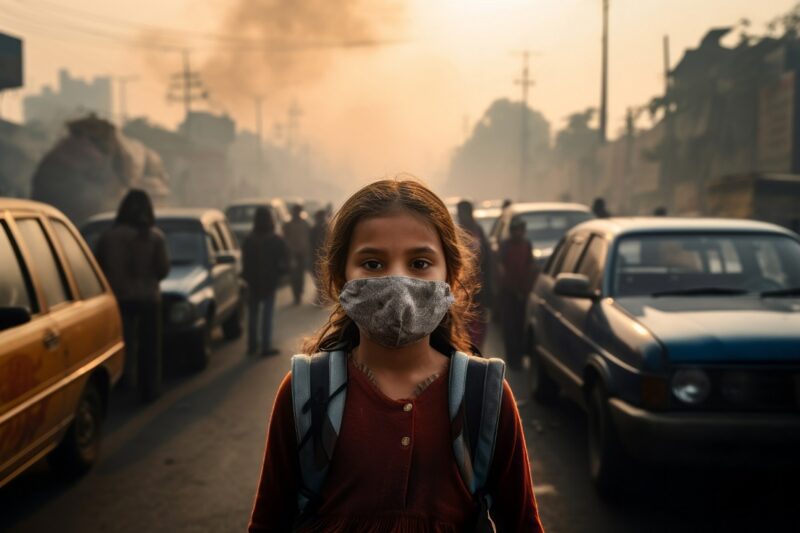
516;211;594;245
226;205;272;224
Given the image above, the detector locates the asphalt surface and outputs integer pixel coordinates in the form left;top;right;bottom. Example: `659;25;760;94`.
2;282;798;532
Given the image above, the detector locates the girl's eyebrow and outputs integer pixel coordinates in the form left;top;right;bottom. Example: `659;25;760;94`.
353;246;386;255
407;246;439;255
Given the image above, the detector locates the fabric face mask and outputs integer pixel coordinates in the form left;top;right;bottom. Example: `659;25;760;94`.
339;276;455;348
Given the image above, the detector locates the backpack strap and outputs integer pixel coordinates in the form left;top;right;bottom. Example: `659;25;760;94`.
448;351;506;495
291;350;348;518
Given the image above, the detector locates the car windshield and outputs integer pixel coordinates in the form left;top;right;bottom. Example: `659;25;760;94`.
612;233;800;297
225;205;264;224
163;230;207;266
517;211;594;245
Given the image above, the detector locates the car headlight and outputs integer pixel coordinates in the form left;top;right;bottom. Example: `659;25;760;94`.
671;368;711;405
169;301;194;324
532;247;554;259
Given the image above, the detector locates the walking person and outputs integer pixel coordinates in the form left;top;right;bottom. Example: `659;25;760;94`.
498;218;534;370
249;179;543;532
456;199;493;351
96;189;169;402
242;207;288;357
283;204;311;305
309;209;329;305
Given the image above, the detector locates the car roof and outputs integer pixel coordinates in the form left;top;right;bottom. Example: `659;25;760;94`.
474;207;502;218
84;208;226;227
510;202;592;214
0;197;69;219
226;198;284;208
570;217;799;239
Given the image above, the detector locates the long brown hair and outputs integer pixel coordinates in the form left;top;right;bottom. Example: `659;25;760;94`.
303;177;479;355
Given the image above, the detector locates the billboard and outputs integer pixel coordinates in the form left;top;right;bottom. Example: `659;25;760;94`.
0;33;23;90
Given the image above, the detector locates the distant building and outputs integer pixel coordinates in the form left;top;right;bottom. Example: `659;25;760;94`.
23;69;112;128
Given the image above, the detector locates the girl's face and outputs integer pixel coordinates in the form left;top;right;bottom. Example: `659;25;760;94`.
345;212;447;283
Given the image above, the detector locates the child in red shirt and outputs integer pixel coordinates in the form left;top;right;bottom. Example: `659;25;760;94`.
249;179;544;532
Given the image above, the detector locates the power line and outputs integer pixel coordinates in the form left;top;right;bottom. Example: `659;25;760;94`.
167;50;209;125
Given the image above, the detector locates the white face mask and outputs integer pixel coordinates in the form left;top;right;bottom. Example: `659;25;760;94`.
339;276;455;348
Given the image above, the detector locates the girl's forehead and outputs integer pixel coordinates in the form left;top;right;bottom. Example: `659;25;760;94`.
350;212;443;250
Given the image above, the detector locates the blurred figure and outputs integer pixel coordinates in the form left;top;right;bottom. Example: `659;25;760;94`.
96;189;169;402
653;206;668;216
283;204;311;305
309;209;329;304
242;207;289;356
498;218;534;370
502;198;513;210
457;200;493;351
592;197;611;218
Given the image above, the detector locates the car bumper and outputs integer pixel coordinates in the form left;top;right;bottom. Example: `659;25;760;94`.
608;397;800;465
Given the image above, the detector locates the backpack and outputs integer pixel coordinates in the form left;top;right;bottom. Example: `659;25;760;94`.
290;350;506;532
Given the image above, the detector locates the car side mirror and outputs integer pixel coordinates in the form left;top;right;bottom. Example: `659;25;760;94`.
215;252;237;265
0;307;32;331
554;273;597;300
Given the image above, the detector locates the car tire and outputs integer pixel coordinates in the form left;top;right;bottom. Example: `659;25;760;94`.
222;300;244;340
49;379;105;477
187;323;211;372
531;347;559;404
587;382;630;498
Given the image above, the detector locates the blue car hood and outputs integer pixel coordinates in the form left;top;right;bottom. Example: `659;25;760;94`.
160;264;208;296
615;297;800;364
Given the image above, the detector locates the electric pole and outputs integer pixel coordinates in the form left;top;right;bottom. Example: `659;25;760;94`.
514;50;535;199
167;49;209;134
599;0;609;143
114;75;139;126
254;96;265;177
286;100;303;154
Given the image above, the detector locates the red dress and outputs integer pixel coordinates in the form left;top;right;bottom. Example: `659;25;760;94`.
249;357;545;532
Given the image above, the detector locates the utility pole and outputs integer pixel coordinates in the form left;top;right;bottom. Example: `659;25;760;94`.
514;50;535;199
114;75;139;126
167;49;209;135
599;0;610;143
254;96;264;177
286;100;303;154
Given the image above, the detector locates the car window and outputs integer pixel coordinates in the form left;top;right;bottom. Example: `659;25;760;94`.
207;229;222;253
215;221;237;250
545;238;567;276
555;235;588;275
15;218;71;308
0;221;34;313
51;219;105;300
576;235;608;290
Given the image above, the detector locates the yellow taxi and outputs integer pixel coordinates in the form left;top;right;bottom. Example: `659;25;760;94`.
0;198;124;487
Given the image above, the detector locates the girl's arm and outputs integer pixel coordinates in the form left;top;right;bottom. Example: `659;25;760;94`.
487;381;545;532
249;373;301;532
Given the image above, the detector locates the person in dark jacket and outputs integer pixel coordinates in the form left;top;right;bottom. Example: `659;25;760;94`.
457;200;493;350
283;204;311;305
96;189;170;402
498;218;534;370
243;207;289;356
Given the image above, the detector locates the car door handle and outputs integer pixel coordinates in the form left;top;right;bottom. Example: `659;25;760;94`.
43;330;60;350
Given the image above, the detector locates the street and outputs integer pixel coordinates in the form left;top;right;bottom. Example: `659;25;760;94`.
1;282;798;533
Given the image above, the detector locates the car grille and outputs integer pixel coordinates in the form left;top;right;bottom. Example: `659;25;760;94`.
681;368;800;412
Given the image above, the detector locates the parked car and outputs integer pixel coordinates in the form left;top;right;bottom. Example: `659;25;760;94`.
225;198;291;244
82;209;245;372
0;198;124;488
527;217;800;495
490;202;594;266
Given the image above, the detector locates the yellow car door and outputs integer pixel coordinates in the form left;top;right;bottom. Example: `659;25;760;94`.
0;216;68;487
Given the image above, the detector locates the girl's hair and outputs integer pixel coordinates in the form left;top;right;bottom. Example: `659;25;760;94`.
115;188;155;232
303;177;479;355
252;206;275;235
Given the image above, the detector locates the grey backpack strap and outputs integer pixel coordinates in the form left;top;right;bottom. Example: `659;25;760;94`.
291;350;348;518
448;351;506;527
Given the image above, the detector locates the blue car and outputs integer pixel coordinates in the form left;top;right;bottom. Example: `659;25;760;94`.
527;218;800;494
82;209;246;372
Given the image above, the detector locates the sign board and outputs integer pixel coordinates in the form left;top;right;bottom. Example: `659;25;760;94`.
0;33;23;90
757;71;796;173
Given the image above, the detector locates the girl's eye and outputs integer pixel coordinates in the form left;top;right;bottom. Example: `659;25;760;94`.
362;260;383;271
411;259;432;270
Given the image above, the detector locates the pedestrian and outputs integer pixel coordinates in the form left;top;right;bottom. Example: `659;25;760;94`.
96;189;169;402
242;207;289;357
457;199;493;351
592;197;611;218
249;178;544;532
283;204;311;305
499;218;534;370
309;209;329;304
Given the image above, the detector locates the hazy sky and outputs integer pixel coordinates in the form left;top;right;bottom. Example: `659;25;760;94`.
2;0;797;187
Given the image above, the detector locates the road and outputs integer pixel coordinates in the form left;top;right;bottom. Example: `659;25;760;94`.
1;283;798;532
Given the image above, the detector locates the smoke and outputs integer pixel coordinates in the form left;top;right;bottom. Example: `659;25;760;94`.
201;0;405;102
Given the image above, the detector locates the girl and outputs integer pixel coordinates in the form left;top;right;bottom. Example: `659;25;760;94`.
249;179;543;532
